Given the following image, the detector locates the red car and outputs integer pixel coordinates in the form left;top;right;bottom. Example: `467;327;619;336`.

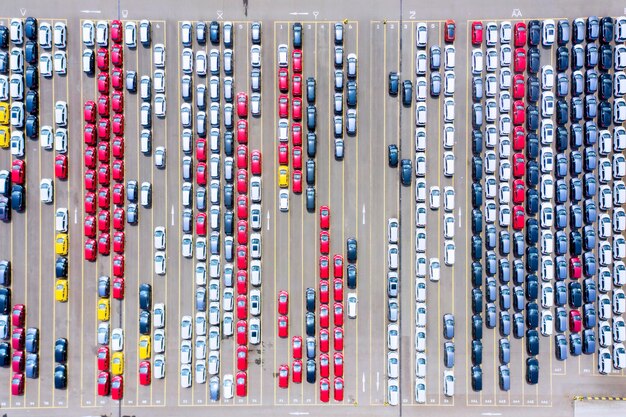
11;159;25;184
98;187;110;208
85;170;97;191
235;272;245;297
237;119;248;144
292;74;302;97
12;351;25;373
320;378;330;402
320;205;330;229
513;153;525;177
112;114;124;135
98;95;110;117
84;215;96;238
278;143;289;165
334;376;344;401
113;278;125;299
113;231;125;253
444;19;456;43
250;150;262;175
12;328;25;350
11;373;24;396
278;290;289;315
292;336;302;359
85;238;97;261
512;205;524;231
236;92;248;118
84;192;97;214
334;352;344;377
139;361;151;386
292;359;302;383
113;208;125;230
514;22;527;47
512;101;525;125
98;233;111;255
12;304;25;327
319;255;330;279
196;162;207;186
512;126;525;150
237;195;248;219
98;142;110;163
84;100;96;122
333;278;344;302
513;74;525;99
84;123;97;145
111;44;123;67
471;21;483;45
111;20;123;43
84;146;97;168
333;303;344;327
236;145;248;169
97;72;109;93
292;49;302;73
237;220;248;245
236;169;248;194
278;315;288;338
513;179;525;204
113;183;125;205
236;371;247;397
514;48;526;73
237;345;248;371
98;347;110;371
112;92;124;113
55;154;68;179
278;94;289;118
98;371;110;396
196;138;208;162
292;98;302;121
292;146;303;170
570;257;582;279
278;67;289;93
320;231;330;255
292;123;302;146
111;68;124;91
320;280;329;304
112;137;124;158
320;353;330;378
112;160;124;182
98;210;110;232
278;364;289;388
569;310;582;333
112;255;125;277
236;320;248;345
236;245;248;270
319;304;330;328
293;170;302;194
319;328;330;352
334;327;344;351
111;375;123;400
237;295;248;320
97;48;109;71
333;254;344;278
98;118;110;140
196;213;207;236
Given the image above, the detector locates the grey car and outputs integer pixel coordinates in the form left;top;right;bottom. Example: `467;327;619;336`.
444;341;455;368
499;365;510;391
443;314;454;339
209;376;220;400
499;338;511;364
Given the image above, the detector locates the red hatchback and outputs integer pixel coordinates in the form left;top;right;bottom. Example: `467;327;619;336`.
113;208;125;230
236;321;248;345
12;328;25;350
112;114;124;135
444;19;456;43
333;327;344;351
237;195;248;219
236;245;248;270
319;281;329;304
320;378;330;402
513;179;525;204
292;74;302;97
292;50;303;73
111;375;124;400
112;255;125;277
237;345;248;371
512;126;525;150
236;371;247;397
113;231;125;253
98;142;110;163
320;231;330;254
250;150;262;175
513;153;525;177
113;278;125;299
97;347;110;371
333;303;344;327
514;22;527;47
292;123;302;146
512;205;524;230
471;21;483;45
293;170;302;194
292;98;302;121
334;353;344;377
512;101;525;125
319;328;330;352
112;160;124;182
278;315;288;338
196;162;207;186
278;67;289;93
84;123;97;145
97;371;110;396
320;354;329;378
236;145;248;169
12;351;25;373
112;137;124;158
11;159;25;184
196;138;208;162
98;233;110;255
278;94;289;118
85;238;97;261
98;95;110;117
319;255;329;279
113;183;125;205
97;72;109;93
55;154;68;179
292;336;302;359
237;295;248;320
278;143;289;165
334;376;344;401
569;310;582;333
12;304;25;327
333;278;344;302
84;100;96;122
333;254;344;278
97;48;109;71
98;187;110;208
196;213;207;236
236;92;248;118
237;220;248;245
278;290;289;315
320;205;330;229
514;48;526;73
111;68;124;91
112;92;124;113
84;146;97;168
292;146;303;170
11;373;24;396
236;169;248;194
84;170;97;191
292;360;302;383
139;361;151;386
98;119;110;140
111;44;123;67
513;74;525;99
237;273;246;296
84;215;96;238
570;257;582;279
84;192;97;214
111;20;123;43
319;305;330;328
237;119;248;144
98;210;110;232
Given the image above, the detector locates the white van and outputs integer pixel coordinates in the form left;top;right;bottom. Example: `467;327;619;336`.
56;208;68;232
141;182;152;207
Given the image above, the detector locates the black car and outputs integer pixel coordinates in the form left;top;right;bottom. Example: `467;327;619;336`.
472;340;482;366
306;359;316;383
472;156;483;182
598;101;611;128
139;283;152;311
292;23;302;48
582;329;596;354
573;18;585;44
0;260;10;286
306;312;315;336
471;262;482;287
346;238;357;263
346;81;357;107
0;52;9;74
400;159;411;186
305;288;316;312
388;72;399;95
0;197;9;222
306;132;317;158
570;231;583;255
306;105;316;130
526;160;539;187
55;257;68;278
347;264;357;289
555;126;568;151
224;130;234;156
557;19;570;45
471;183;483;208
569;282;583;308
25;90;39;115
472;77;483;102
223;184;234;209
471;365;483;392
402;80;412;106
25;17;38;40
139;310;151;335
0;25;9;49
599;73;612;100
526;275;539;301
55;338;68;363
526;133;539;159
224;211;234;236
306;187;315;213
0;342;10;367
526;105;539;131
25;115;38;139
599;44;613;72
306;77;316;104
11;185;24;212
556;46;569;72
25;41;38;64
556;100;568;126
472;314;483;340
600;17;614;44
472;129;483;155
528;20;541;46
527;47;540;74
25;65;38;89
526;357;539;384
526;329;539;355
0;287;10;314
388;144;398;167
471;288;483;315
471;235;482;261
54;364;67;389
209;21;220;44
471;209;483;235
306;159;315;185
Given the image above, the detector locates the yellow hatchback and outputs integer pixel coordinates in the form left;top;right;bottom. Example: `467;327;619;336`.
55;234;68;256
97;298;110;321
55;279;68;302
0;102;9;125
278;166;289;188
111;352;124;375
0;126;9;148
139;335;151;360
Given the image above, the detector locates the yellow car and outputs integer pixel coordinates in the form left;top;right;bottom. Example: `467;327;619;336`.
55;233;68;256
278;166;289;188
55;279;68;302
0;126;9;148
139;335;151;360
111;352;124;375
97;298;110;321
0;102;9;125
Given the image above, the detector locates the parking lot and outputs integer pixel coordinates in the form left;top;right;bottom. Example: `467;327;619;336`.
1;1;626;417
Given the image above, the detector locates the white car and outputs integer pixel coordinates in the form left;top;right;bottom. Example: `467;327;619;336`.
250;45;261;68
154;329;165;353
443;152;455;177
614;344;626;369
416;22;428;47
387;324;399;350
444;240;455;265
111;328;124;351
598;348;612;375
347;293;358;318
500;21;512;43
277;44;288;67
279;189;289;212
444;45;455;69
250;260;262;286
540;310;553;336
95;20;108;46
154;303;165;328
39;53;52;77
443;187;455;212
53;51;67;74
180;364;192;388
196;311;208;335
195;336;207;360
124;21;137;47
250;289;261;316
154;355;165;379
443;124;454;149
541;65;554;90
388;379;399;406
415;152;426;177
154;43;166;67
429;258;441;282
542;19;555;46
195;361;207;384
444;214;455;238
223;374;234;399
154;251;166;275
388;352;399;378
541;283;554;308
182;234;193;258
181;315;193;340
443;370;455;397
472;49;484;74
82;20;95;46
429;186;440;209
249;318;261;345
40;179;54;203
